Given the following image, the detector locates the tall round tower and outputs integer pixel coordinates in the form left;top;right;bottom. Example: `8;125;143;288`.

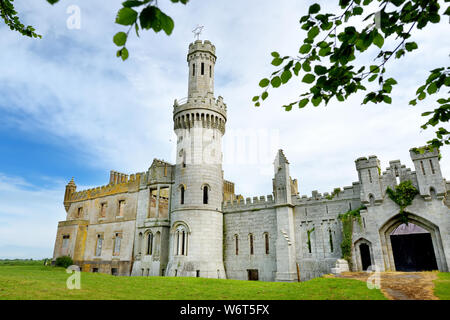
166;40;227;278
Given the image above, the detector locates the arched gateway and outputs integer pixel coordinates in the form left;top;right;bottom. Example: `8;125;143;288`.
379;213;447;272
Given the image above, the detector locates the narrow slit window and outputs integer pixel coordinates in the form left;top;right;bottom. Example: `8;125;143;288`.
265;233;269;254
430;159;435;174
249;234;254;255
368;169;372;183
329;229;334;253
180;186;185;205
147;233;153;255
209;65;212;78
235;235;239;255
420;160;426;175
203;186;208;204
192;63;195;76
201;62;204;75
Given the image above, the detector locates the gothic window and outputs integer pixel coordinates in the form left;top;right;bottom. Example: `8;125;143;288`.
62;235;70;248
234;235;239;255
113;233;122;256
147;232;153;255
95;234;103;257
264;233;269;254
328;229;334;253
203;185;209;204
180;185;185;205
249;234;254;255
201;62;204;75
175;226;188;256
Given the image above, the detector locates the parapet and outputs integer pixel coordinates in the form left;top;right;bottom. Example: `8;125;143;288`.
222;194;275;212
355;155;380;170
293;182;360;205
188;40;216;58
173;95;227;117
409;147;440;160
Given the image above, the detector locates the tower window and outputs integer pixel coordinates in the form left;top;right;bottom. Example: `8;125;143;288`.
420;160;426;175
235;235;239;255
192;63;195;76
329;229;334;253
264;233;269;255
113;233;122;256
62;235;70;248
95;234;103;257
180;186;185;205
249;234;254;255
201;62;204;75
209;65;212;77
368;169;372;183
430;159;435;174
147;233;153;255
175;226;188;256
203;186;208;204
118;200;125;217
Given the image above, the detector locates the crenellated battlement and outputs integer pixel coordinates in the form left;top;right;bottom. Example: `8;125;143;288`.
67;172;144;203
355;155;380;170
188;40;216;57
293;183;360;205
222;194;275;212
173;95;227;115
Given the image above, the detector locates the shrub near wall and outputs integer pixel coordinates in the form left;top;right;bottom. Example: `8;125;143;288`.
54;256;73;268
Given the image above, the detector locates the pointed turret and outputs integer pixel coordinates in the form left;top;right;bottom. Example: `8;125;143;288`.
64;178;76;212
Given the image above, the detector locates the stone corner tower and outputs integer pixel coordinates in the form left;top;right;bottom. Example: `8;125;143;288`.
167;39;227;279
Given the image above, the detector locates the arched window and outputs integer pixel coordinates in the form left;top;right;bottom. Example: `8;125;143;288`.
175;225;188;256
203;185;208;204
264;233;269;254
180;185;185;205
138;232;143;255
369;194;375;206
249;234;254;255
147;232;153;255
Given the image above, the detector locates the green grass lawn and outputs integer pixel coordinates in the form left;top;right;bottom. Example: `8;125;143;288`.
0;265;387;300
434;272;450;300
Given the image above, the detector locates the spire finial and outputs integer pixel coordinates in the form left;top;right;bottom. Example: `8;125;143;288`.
192;25;204;40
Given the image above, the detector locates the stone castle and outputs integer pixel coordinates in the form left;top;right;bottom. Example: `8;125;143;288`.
52;40;450;281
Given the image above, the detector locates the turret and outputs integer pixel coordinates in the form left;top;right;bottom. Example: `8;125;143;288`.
410;147;446;200
355;155;383;206
64;178;76;212
273;150;292;205
187;40;216;98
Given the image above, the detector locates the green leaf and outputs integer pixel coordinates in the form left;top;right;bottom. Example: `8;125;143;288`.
259;78;270;88
299;44;312;54
307;26;320;39
271;52;280;58
272;58;283;66
427;82;437;94
405;42;418;52
271;77;282;88
383;95;392;104
160;12;175;35
262;91;269;100
252;96;259;102
311;96;322;106
113;32;127;46
373;32;384;48
122;1;144;7
308;3;320;14
302;74;316;84
299;98;309;108
353;6;363;15
302;61;311;72
314;65;327;75
116;7;138;26
120;47;129;61
368;74;377;82
281;70;292;83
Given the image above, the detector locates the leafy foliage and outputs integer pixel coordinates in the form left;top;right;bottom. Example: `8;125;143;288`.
338;205;366;266
386;180;419;224
326;187;342;200
253;0;449;149
54;255;73;268
0;0;41;38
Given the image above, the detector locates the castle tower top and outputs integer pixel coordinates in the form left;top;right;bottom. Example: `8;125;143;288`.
187;40;216;98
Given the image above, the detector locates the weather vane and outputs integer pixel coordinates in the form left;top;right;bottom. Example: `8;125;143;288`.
192;25;204;40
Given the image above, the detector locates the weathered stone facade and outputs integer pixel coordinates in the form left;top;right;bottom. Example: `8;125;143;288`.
53;40;450;281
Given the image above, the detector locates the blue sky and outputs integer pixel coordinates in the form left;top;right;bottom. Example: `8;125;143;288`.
0;0;448;259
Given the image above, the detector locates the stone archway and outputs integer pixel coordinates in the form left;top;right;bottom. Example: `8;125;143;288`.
354;238;374;271
379;213;448;272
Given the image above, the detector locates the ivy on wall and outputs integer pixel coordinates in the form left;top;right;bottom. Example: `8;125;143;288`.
338;206;366;267
386;180;419;225
325;188;341;200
